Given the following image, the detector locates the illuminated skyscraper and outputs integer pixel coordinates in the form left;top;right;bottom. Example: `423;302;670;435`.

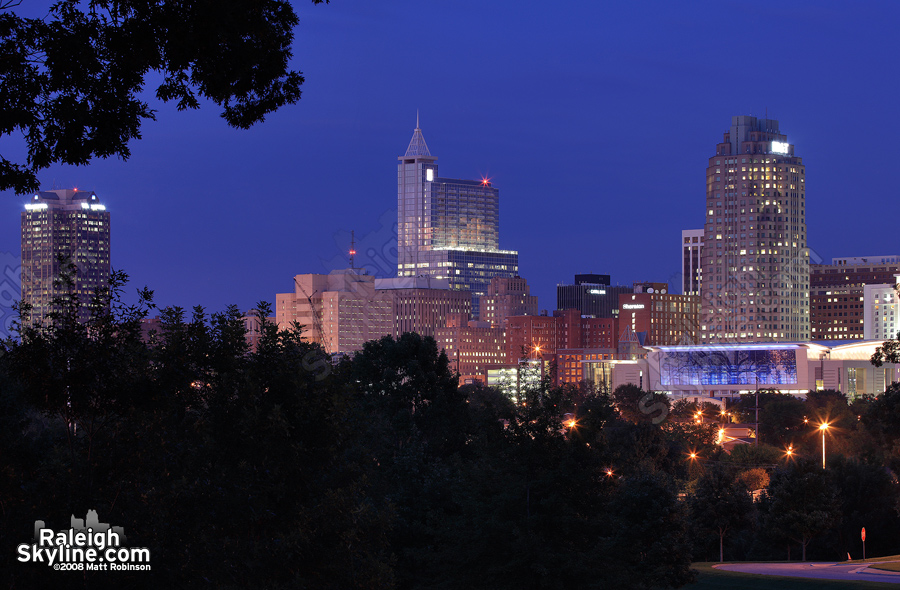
701;116;809;343
681;229;703;296
20;189;111;326
397;120;518;317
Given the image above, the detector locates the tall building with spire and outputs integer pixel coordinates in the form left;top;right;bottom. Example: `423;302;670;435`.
701;115;809;343
21;189;111;326
397;118;518;318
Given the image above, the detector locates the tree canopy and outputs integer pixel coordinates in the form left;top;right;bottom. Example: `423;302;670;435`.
0;0;326;193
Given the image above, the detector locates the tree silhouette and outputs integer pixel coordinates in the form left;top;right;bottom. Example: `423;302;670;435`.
0;0;328;193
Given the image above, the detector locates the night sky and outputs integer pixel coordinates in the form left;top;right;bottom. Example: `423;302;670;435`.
2;1;899;315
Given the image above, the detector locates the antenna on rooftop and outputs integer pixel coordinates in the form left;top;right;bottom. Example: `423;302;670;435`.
349;230;356;269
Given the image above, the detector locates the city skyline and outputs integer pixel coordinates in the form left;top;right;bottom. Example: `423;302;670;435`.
6;4;900;585
2;2;899;315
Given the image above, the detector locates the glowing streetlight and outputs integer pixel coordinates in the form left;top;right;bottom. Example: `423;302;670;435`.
565;418;577;429
605;468;614;477
688;452;698;460
819;422;830;469
785;444;794;459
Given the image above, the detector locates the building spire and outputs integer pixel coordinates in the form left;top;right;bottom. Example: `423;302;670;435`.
404;112;431;157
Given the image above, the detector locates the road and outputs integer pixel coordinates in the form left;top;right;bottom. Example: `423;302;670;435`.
714;562;900;584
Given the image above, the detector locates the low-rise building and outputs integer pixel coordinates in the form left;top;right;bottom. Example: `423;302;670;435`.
864;276;900;340
375;276;472;339
435;313;506;384
478;275;538;327
810;256;900;341
505;309;617;364
619;283;700;346
591;341;900;400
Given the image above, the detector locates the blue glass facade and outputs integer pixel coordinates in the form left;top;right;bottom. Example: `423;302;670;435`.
659;347;798;386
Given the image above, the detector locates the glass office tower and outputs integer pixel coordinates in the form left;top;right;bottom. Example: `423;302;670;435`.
397;121;518;317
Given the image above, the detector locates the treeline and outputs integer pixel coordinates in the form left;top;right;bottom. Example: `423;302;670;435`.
1;277;899;588
614;382;900;564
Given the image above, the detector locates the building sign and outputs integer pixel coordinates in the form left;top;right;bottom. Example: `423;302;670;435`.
589;289;606;295
622;303;645;310
771;141;789;154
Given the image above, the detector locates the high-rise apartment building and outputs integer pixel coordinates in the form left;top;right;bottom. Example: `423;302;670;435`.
810;256;900;341
682;229;703;295
21;189;110;326
397;121;518;318
701;116;809;343
276;269;393;354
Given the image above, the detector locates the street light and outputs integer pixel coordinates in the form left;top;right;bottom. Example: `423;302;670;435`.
785;444;794;459
819;422;830;469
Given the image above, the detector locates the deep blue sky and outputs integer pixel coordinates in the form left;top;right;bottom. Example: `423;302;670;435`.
3;1;899;314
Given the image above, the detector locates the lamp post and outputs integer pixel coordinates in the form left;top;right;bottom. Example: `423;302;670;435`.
819;422;830;469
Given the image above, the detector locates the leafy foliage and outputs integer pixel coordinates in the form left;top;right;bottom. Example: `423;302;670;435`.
762;459;840;561
10;271;900;585
736;467;770;491
0;284;706;589
862;382;900;471
0;0;327;193
688;467;753;562
612;383;670;424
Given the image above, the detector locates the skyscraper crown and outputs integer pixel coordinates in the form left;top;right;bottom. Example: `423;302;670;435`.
404;121;431;157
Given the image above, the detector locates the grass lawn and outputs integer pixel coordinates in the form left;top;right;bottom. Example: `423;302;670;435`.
685;562;899;589
845;555;900;565
869;563;900;573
